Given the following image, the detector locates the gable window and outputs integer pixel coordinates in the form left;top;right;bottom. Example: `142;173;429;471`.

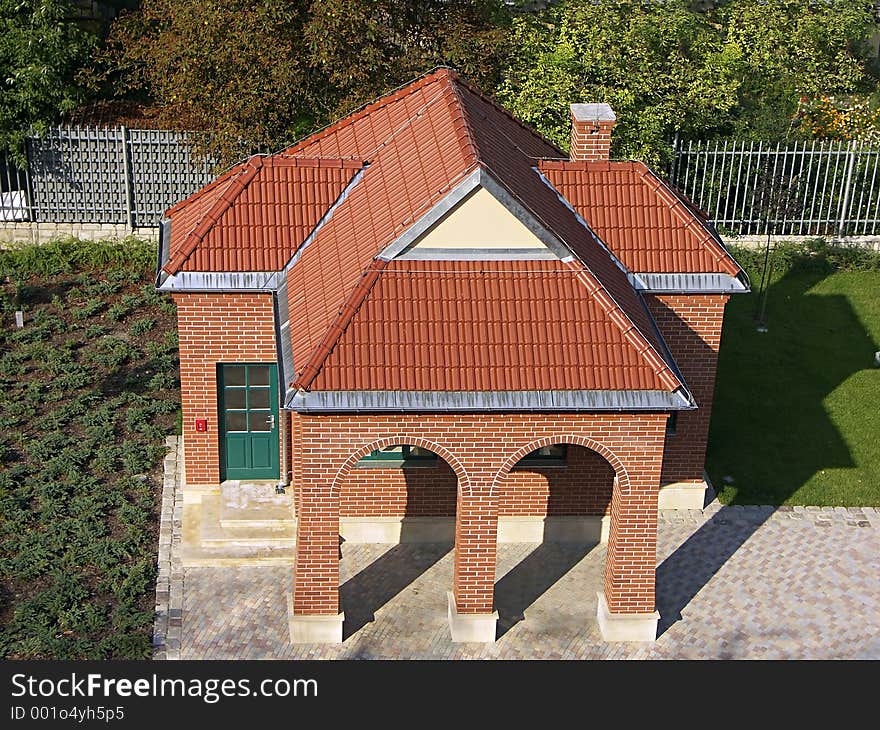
514;444;568;468
357;445;438;468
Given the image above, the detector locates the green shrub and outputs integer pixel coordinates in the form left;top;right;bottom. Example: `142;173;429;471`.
730;238;880;281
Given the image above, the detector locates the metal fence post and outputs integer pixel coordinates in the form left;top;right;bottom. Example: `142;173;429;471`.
837;140;857;238
120;126;135;230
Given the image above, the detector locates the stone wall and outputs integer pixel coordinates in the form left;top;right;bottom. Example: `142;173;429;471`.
0;222;159;245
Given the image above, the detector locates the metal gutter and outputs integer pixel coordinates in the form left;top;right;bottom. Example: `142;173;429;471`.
285;389;696;413
629;272;750;294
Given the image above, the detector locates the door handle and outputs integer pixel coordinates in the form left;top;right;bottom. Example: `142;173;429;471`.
267;414;276;429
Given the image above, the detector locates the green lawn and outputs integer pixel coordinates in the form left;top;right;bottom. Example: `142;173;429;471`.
707;263;880;506
0;239;180;659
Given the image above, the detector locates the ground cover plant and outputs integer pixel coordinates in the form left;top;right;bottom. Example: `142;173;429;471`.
708;239;880;506
0;237;179;658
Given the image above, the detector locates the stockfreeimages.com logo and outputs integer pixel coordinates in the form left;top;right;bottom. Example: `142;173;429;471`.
11;673;317;705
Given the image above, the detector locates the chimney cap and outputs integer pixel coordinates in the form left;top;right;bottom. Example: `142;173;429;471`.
571;103;616;123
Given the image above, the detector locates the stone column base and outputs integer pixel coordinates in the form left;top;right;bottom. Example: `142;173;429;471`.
657;480;711;510
286;592;344;644
447;592;498;643
596;592;659;642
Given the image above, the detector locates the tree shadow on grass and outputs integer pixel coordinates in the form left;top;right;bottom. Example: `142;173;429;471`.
657;266;876;636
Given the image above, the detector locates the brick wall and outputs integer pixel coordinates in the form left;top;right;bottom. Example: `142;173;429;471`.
174;292;278;485
340;462;458;517
570;116;615;161
646;294;729;485
290;412;666;616
334;444;613;518
499;445;615;516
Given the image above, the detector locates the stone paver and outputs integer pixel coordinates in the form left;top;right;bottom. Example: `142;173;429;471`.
154;436;880;659
170;505;880;659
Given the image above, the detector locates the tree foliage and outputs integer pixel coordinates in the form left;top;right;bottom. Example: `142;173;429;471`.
103;0;509;166
498;0;878;165
0;1;99;163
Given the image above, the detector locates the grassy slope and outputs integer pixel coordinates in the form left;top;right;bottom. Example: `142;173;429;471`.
0;240;180;658
708;268;880;505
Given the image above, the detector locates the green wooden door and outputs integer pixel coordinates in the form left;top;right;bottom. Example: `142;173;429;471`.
218;363;280;480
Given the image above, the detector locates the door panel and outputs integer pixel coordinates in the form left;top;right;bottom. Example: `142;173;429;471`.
219;363;280;480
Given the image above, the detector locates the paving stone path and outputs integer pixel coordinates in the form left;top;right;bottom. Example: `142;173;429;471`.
155;441;880;659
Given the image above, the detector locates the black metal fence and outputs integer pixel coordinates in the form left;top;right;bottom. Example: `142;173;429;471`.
1;127;213;228
4;127;880;237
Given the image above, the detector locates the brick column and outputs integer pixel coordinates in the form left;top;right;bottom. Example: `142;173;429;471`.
449;481;498;641
597;440;663;641
289;479;343;643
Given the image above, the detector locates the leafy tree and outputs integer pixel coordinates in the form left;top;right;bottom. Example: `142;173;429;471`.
498;0;879;165
102;1;315;167
103;0;510;167
497;0;741;165
306;0;509;113
0;1;99;163
716;0;877;139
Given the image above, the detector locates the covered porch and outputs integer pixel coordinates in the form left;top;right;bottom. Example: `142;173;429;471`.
286;411;668;643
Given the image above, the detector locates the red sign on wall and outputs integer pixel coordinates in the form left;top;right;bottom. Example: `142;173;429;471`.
195;419;208;433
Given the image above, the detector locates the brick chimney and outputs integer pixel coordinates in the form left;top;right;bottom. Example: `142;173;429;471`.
570;103;616;161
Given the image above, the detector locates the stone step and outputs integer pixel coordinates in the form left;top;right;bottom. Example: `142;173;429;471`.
180;543;297;567
219;481;295;525
200;495;297;546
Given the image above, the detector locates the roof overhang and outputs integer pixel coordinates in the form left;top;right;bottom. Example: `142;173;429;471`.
285;388;696;412
629;272;750;294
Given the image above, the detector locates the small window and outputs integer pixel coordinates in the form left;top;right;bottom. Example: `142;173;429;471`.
515;444;568;467
358;445;438;465
666;413;678;436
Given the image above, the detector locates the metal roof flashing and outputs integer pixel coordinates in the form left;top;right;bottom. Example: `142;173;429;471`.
630;272;751;294
284;389;696;413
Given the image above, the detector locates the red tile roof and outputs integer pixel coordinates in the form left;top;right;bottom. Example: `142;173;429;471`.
164;156;362;272
162;68;727;397
277;69;677;393
539;160;742;275
308;260;680;392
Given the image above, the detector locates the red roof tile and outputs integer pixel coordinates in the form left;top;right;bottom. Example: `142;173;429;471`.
162;68;706;396
308;260;678;392
539;160;742;275
164;156;362;272
279;69;676;392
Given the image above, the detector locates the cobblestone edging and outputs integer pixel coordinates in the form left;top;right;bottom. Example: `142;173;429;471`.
658;502;880;528
152;436;185;660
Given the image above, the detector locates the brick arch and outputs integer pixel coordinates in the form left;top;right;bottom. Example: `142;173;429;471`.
491;435;631;497
330;437;472;497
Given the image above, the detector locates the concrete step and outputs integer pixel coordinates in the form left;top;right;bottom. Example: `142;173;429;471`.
219;481;295;526
180;543;297;567
200;495;297;546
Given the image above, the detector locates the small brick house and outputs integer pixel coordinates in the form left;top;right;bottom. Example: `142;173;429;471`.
157;69;747;643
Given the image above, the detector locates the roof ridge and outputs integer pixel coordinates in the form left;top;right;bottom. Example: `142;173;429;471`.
633;161;741;276
163;161;247;218
165;156;264;273
448;77;480;162
563;259;682;392
292;259;389;390
282;68;457;157
453;77;568;160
